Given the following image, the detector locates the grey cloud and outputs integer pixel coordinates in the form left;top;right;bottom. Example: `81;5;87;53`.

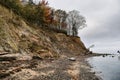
37;0;120;53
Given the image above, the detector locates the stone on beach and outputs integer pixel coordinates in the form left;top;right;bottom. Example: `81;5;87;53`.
68;57;76;61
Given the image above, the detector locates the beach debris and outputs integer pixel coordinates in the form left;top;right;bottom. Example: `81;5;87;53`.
68;57;76;61
0;57;16;61
32;56;43;60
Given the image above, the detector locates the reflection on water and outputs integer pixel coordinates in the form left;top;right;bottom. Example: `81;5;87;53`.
88;54;120;80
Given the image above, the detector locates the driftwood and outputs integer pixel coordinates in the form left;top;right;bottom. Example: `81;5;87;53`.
0;57;16;61
0;52;9;56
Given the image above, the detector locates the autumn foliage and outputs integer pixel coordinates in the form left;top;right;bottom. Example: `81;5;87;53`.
0;0;86;36
37;0;52;26
0;0;52;26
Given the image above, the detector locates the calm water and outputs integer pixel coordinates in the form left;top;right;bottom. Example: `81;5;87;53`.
88;54;120;80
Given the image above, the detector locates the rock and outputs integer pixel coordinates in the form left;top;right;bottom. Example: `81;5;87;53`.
102;55;105;57
68;57;76;61
0;73;10;79
117;50;120;54
32;56;43;60
112;56;114;57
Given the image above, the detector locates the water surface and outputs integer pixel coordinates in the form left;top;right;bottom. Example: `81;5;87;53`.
88;54;120;80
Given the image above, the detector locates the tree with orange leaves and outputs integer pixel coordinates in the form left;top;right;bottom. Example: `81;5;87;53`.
36;0;52;26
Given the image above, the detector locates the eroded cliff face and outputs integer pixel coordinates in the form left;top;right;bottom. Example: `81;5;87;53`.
0;5;87;58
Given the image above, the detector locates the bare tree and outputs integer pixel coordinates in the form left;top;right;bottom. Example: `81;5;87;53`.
66;10;86;36
28;0;34;4
54;9;67;30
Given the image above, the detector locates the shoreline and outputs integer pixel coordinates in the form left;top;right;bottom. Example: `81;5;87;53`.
82;53;113;80
0;53;106;80
79;54;103;80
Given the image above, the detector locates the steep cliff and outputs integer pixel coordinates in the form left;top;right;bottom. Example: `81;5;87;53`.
0;5;87;58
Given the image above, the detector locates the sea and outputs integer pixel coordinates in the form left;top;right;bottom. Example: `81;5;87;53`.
88;54;120;80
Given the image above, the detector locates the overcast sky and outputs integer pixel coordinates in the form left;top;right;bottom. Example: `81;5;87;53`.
36;0;120;53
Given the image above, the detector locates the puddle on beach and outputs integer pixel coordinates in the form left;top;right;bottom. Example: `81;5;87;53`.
88;54;120;80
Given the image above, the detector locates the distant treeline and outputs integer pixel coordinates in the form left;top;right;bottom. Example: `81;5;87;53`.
0;0;86;36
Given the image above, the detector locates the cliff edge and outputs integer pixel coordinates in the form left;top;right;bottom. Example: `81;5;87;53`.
0;5;87;58
0;5;100;80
